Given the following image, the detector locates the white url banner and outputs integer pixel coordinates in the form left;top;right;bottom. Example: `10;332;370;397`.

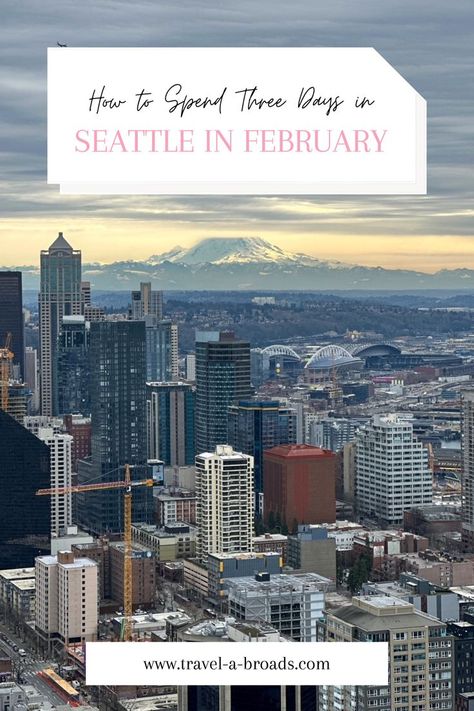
85;641;388;686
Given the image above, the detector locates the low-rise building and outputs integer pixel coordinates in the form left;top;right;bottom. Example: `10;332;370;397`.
362;574;460;622
155;490;197;526
109;542;156;610
227;572;332;642
0;567;35;614
287;525;336;581
10;578;36;621
252;533;288;562
207;552;282;601
132;522;197;560
0;682;27;711
50;525;94;555
183;559;209;598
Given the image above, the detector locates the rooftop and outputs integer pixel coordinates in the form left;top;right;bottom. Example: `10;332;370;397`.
11;578;35;592
120;694;177;711
37;555;97;569
228;572;331;594
264;444;334;459
208;551;281;561
331;596;443;631
48;232;73;252
253;533;288;542
0;567;35;581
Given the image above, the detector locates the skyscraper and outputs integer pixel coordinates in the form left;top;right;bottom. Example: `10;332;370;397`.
146;381;195;465
39;233;82;416
55;315;91;415
130;282;163;321
195;445;254;564
77;320;153;534
179;687;318;711
145;318;178;382
24;346;39;413
307;417;357;452
37;427;73;537
355;414;432;527
0;409;50;568
227;400;297;504
0;271;24;379
462;390;474;550
195;331;252;454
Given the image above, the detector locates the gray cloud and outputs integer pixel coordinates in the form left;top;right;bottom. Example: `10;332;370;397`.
0;0;473;249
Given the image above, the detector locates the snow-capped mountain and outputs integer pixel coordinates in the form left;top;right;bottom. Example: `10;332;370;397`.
6;237;474;291
148;237;349;267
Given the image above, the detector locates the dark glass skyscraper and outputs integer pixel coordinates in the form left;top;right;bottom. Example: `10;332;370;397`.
77;320;153;534
0;271;24;379
179;686;318;711
55;315;91;415
39;233;82;416
228;400;297;500
0;410;50;568
195;331;252;454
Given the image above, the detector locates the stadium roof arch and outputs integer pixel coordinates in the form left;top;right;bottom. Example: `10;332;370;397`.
345;342;402;358
305;344;362;370
261;345;301;360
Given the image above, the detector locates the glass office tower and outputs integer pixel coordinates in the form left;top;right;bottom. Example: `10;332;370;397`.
39;233;82;416
77;320;153;533
195;331;252;455
0;271;24;379
0;410;50;568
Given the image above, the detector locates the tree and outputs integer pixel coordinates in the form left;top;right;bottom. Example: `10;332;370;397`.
268;511;275;531
347;542;373;594
336;552;345;587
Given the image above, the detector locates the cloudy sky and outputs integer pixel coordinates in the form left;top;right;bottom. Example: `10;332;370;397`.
1;0;473;270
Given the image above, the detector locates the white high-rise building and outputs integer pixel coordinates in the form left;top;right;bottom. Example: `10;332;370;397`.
35;551;98;650
462;390;474;549
355;414;432;526
39;234;82;416
186;354;196;382
37;427;73;536
23;415;64;436
196;445;254;564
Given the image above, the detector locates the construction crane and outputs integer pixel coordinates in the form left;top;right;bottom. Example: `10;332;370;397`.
36;464;156;641
0;333;14;411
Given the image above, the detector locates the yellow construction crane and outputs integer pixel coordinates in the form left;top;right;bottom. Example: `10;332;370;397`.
0;332;14;412
36;464;155;641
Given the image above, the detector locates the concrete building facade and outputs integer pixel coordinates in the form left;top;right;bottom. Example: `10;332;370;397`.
319;596;454;711
195;446;254;564
35;551;98;650
355;415;433;526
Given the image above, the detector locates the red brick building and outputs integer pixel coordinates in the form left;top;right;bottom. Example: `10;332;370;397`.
263;444;336;529
63;414;91;471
